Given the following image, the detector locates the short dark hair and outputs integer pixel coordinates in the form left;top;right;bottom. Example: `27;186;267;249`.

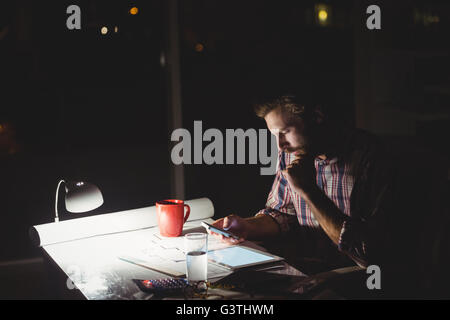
253;95;314;120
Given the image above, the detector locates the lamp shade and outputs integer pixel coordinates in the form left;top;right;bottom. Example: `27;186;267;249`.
65;181;104;213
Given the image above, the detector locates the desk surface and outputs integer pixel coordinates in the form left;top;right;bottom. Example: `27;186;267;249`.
43;220;309;300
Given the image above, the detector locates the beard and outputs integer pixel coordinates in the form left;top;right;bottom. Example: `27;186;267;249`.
281;122;324;157
285;135;317;157
284;146;309;157
286;147;305;154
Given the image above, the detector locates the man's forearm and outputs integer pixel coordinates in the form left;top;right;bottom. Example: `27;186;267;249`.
244;214;280;240
301;186;346;245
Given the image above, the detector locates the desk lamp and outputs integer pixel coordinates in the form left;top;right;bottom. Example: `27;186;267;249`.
55;179;104;222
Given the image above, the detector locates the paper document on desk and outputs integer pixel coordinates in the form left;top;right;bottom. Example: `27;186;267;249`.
149;232;230;252
31;197;214;247
118;233;232;278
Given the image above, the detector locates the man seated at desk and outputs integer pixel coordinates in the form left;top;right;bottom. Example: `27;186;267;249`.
210;94;442;297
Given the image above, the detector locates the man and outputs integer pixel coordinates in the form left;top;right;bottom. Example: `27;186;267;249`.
210;94;449;298
211;95;395;272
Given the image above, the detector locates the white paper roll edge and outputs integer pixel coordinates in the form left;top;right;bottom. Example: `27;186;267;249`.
29;198;214;247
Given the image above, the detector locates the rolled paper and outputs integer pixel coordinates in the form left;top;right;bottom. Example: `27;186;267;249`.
29;197;214;247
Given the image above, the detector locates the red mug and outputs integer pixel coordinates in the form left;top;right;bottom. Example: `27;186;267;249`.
155;199;190;237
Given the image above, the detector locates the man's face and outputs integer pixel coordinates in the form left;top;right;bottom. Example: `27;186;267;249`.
264;106;314;156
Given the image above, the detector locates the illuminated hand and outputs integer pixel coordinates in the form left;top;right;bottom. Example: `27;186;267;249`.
209;214;247;245
282;155;317;196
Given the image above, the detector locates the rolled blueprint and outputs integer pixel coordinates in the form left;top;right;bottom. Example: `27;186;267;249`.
30;197;214;247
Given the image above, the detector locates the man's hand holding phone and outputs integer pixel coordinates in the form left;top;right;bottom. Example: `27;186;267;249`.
207;214;250;245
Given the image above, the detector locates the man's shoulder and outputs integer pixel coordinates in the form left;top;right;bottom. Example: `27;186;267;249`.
347;128;381;149
341;128;392;175
342;128;385;158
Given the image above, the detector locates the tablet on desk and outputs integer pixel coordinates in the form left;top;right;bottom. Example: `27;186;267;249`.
207;246;284;271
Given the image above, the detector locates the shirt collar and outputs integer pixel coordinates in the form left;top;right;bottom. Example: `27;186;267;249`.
315;157;338;165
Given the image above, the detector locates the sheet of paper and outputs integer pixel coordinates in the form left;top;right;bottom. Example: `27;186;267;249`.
32;198;214;247
118;232;233;278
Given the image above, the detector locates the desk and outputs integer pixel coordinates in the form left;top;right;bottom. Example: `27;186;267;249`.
41;219;313;300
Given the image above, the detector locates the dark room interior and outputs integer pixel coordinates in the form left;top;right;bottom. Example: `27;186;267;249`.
0;0;449;301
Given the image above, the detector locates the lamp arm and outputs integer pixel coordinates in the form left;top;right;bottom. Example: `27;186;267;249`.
55;179;66;223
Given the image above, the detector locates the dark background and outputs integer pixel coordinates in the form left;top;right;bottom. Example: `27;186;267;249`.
0;0;449;298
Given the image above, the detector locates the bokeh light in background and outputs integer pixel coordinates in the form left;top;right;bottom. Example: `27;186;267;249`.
318;9;328;22
130;7;139;15
315;4;331;26
194;43;204;52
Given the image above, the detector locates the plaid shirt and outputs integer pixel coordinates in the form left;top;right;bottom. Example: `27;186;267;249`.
256;129;394;268
257;152;354;230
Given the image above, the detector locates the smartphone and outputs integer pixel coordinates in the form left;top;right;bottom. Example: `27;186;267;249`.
201;221;240;240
